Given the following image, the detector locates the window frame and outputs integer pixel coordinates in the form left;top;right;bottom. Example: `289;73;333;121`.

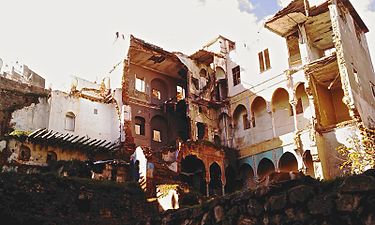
153;129;162;142
243;114;251;130
258;48;271;73
65;112;76;131
232;66;241;86
152;88;161;100
135;76;146;92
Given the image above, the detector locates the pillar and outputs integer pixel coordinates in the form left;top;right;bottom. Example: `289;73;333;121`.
206;179;210;197
304;83;324;179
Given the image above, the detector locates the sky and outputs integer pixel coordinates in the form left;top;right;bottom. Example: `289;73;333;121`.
1;0;375;91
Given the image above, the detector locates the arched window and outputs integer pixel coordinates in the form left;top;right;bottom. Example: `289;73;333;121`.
251;97;267;128
295;83;309;115
65;112;76;131
199;68;207;78
233;104;250;130
135;116;146;136
19;145;31;160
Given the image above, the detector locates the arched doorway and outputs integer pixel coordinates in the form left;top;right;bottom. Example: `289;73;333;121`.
225;166;236;193
209;162;222;196
271;88;293;136
303;150;315;177
181;155;206;195
251;96;272;143
239;163;255;190
233;104;249;131
295;83;310;129
257;158;275;179
278;152;298;172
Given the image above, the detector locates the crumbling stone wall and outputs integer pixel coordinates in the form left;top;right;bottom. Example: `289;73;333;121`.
159;173;375;225
0;172;156;225
0;77;49;136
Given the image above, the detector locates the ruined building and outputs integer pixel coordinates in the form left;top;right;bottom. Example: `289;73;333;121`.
1;0;374;207
121;0;375;198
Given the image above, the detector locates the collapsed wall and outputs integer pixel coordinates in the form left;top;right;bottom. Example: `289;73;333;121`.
0;76;49;136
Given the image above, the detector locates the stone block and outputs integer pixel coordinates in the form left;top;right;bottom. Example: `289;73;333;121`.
335;194;361;212
247;198;264;216
340;176;375;193
265;193;287;212
307;194;334;216
237;215;258;225
214;205;224;223
288;185;314;205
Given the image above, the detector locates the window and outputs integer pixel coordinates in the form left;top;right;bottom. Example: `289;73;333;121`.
232;66;241;86
296;98;303;114
65;112;75;131
197;122;206;140
135;116;145;136
135;76;145;92
243;114;251;130
153;130;161;142
152;89;161;100
258;48;271;73
94;108;98;114
177;85;185;101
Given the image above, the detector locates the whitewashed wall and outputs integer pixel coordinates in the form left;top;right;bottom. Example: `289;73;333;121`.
11;97;50;132
48;90;120;143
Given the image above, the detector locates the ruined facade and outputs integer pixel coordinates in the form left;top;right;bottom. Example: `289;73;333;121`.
1;0;374;206
1;76;122;170
121;0;375;198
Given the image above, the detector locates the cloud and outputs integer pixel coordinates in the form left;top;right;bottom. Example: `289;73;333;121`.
0;0;260;90
237;0;254;14
277;0;292;7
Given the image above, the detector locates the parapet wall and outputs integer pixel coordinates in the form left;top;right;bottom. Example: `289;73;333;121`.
159;173;375;225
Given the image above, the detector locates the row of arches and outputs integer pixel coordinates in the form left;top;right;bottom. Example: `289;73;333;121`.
181;155;225;196
239;151;314;188
180;151;314;196
232;83;310;145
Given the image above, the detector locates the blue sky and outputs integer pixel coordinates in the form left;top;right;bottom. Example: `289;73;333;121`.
250;0;281;19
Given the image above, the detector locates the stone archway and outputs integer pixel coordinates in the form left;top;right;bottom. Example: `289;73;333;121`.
209;162;222;196
181;155;206;195
303;150;315;177
271;88;293;136
257;158;275;179
239;163;255;189
278;152;298;172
